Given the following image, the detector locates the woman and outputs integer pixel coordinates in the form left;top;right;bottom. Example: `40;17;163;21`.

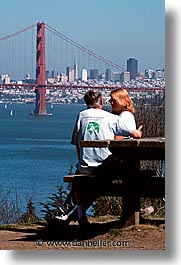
109;88;142;139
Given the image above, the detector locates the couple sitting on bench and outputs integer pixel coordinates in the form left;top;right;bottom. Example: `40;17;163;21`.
54;89;142;230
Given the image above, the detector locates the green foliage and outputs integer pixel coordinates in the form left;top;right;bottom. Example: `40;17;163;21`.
109;227;121;238
0;190;21;224
18;197;40;224
40;164;73;221
134;93;165;138
93;196;122;217
40;185;68;220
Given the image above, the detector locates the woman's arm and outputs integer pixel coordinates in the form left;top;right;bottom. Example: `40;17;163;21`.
114;125;143;139
131;125;143;138
114;135;124;140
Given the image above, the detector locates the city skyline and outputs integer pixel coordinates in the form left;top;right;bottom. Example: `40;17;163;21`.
0;0;165;74
1;55;165;85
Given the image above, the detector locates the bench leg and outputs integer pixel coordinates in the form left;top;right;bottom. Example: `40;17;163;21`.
121;160;140;226
134;211;140;225
121;197;140;226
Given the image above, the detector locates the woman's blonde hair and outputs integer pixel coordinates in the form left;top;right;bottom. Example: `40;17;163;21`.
110;88;135;113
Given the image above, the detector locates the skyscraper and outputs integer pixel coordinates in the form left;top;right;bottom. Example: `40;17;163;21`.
74;57;79;81
90;69;99;80
121;71;130;82
105;68;114;81
127;58;138;80
81;68;87;82
66;66;74;82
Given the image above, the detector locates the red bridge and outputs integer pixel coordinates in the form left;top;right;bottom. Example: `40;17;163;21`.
0;22;165;115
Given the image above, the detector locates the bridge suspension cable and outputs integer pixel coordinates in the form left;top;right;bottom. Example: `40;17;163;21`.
0;24;37;41
0;23;37;81
45;23;125;71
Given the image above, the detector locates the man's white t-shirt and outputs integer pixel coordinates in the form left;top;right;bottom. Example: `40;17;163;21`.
71;108;136;173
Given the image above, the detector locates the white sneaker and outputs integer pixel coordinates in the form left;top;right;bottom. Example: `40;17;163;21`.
55;214;68;221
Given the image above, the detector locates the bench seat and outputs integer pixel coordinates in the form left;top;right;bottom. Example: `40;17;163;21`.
63;170;165;198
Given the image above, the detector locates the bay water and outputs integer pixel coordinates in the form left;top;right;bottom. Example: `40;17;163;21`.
0;103;86;218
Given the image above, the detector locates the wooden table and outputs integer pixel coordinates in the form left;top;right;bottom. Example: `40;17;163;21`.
81;137;165;160
81;137;165;225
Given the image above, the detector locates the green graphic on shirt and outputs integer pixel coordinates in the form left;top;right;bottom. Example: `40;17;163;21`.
87;122;100;135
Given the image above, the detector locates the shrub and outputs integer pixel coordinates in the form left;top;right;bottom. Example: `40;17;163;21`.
40;185;68;221
93;196;122;217
18;197;40;224
0;189;21;224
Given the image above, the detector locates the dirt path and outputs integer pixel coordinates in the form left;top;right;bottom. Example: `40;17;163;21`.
0;220;165;250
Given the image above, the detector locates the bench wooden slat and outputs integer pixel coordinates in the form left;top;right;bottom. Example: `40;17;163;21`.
63;170;158;183
63;174;96;182
80;140;110;148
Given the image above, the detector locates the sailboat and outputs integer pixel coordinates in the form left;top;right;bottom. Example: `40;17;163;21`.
9;110;14;116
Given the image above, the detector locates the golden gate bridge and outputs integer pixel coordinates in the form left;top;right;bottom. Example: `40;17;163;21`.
0;22;165;115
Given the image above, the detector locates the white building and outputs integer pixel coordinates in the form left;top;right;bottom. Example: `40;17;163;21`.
66;67;75;82
145;69;155;79
0;74;10;84
155;69;165;79
60;73;68;83
81;68;88;82
122;71;130;82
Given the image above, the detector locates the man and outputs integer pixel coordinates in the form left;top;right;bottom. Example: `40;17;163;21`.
56;90;142;228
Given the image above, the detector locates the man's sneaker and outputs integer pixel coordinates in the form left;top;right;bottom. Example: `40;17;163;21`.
46;206;67;224
53;206;66;220
55;213;69;221
54;205;78;223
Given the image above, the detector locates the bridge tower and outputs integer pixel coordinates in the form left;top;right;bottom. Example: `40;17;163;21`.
34;22;47;115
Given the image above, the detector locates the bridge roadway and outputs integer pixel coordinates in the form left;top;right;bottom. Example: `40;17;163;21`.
0;83;165;92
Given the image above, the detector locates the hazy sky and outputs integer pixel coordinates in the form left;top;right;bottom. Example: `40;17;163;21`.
0;0;165;72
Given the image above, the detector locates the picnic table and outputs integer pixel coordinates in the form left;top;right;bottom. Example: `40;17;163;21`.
64;137;165;225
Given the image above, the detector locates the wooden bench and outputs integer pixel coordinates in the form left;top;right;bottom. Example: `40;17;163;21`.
63;171;164;197
63;172;165;225
63;138;165;226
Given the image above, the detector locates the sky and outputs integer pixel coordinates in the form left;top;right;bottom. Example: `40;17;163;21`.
0;0;165;73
